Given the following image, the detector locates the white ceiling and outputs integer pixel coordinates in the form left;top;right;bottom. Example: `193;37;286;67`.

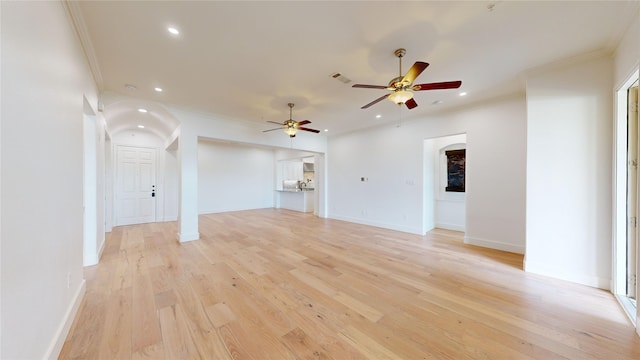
72;1;639;138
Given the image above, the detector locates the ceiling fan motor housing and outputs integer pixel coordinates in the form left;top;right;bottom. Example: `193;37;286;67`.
388;76;407;90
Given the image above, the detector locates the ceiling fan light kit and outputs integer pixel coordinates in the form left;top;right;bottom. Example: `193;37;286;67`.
352;48;462;109
388;90;413;105
284;121;298;137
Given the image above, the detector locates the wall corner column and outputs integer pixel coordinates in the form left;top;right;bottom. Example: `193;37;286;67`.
177;128;199;242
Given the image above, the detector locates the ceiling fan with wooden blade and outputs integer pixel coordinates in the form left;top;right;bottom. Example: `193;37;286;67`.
263;103;320;138
352;48;462;109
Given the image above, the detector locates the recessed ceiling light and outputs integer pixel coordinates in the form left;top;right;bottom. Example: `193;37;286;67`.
459;92;467;96
137;125;145;129
138;108;148;113
375;114;382;118
324;129;329;132
167;27;180;35
154;87;163;92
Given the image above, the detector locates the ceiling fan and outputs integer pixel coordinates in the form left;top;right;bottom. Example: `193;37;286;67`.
263;103;320;138
352;48;462;109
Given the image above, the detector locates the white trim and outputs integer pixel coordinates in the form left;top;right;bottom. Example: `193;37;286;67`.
63;1;104;88
97;236;106;261
435;223;465;232
178;232;200;242
44;280;86;360
524;260;611;290
199;206;273;215
612;68;639;327
329;214;423;235
464;235;525;254
615;294;638;326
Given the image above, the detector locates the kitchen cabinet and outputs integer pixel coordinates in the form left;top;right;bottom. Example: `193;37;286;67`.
282;161;303;181
277;190;314;213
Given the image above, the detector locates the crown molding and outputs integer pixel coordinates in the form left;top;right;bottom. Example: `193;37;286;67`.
63;0;104;89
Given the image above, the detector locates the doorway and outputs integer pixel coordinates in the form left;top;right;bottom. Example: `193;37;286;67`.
614;70;639;327
115;145;157;226
423;134;467;233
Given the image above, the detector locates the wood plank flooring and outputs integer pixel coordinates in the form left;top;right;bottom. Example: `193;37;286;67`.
59;209;640;359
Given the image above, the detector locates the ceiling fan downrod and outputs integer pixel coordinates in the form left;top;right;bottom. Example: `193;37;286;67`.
395;48;406;79
288;102;294;120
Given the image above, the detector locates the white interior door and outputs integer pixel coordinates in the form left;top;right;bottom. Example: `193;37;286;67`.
116;145;157;226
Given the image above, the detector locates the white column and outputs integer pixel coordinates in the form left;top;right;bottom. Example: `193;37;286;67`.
177;128;199;242
314;153;327;218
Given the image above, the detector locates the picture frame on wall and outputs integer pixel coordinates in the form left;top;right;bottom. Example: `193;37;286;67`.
445;149;465;192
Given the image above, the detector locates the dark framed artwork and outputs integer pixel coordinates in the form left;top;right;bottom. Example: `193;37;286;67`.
445;149;465;192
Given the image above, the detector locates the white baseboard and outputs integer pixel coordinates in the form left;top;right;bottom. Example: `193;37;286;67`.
464;235;525;254
178;232;200;242
84;237;107;267
435;222;466;232
329;214;423;235
524;259;611;290
198;206;273;215
45;279;86;359
97;237;106;260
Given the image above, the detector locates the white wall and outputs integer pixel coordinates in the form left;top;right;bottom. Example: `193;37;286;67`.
525;54;613;289
83;113;98;266
82;106;107;266
614;13;639;89
105;136;113;231
198;140;275;213
95;114;106;260
328;94;526;253
422;140;436;232
1;1;98;358
163;149;179;221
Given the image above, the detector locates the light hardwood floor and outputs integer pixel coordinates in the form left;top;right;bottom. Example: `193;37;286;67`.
60;209;640;359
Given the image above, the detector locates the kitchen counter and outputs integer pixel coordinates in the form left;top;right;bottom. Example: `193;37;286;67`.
276;190;314;213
